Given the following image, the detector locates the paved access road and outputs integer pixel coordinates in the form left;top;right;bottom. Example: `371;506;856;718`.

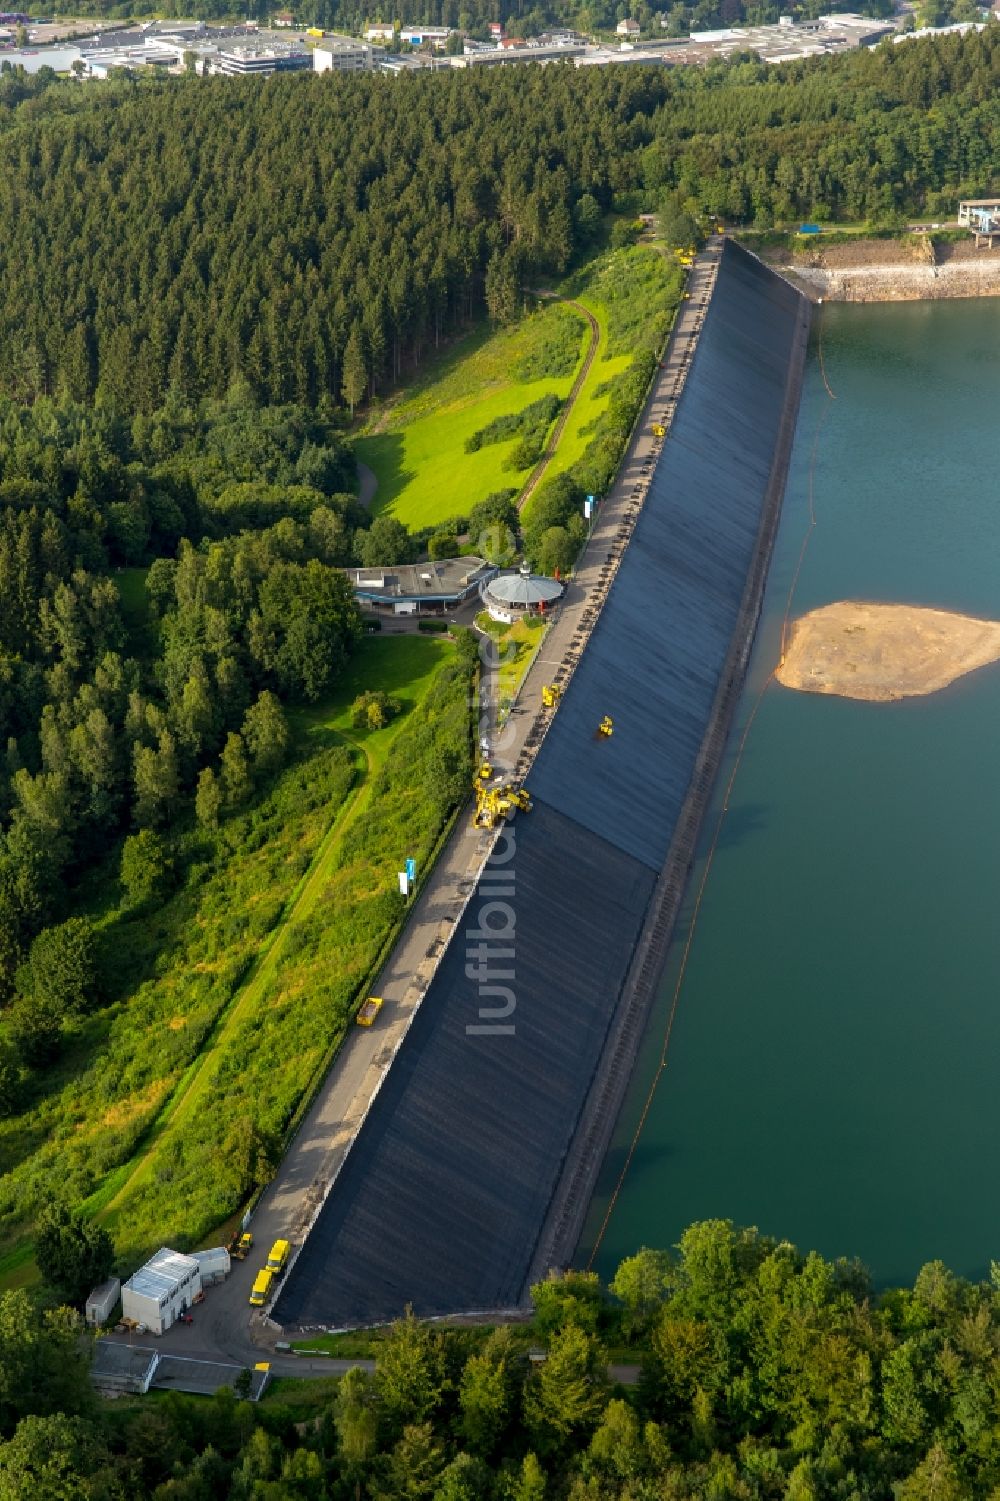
106;240;722;1372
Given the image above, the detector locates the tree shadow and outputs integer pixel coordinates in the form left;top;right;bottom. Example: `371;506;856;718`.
354;433;413;515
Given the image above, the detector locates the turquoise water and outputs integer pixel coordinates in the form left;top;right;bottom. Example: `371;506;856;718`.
584;298;1000;1287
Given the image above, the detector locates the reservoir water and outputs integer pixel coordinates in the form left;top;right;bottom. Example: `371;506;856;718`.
583;297;1000;1287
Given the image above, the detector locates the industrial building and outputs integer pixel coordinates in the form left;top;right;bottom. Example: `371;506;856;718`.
958;199;1000;246
312;34;373;72
214;41;310;74
483;562;564;623
398;25;452;47
121;1248;201;1335
451;39;585;66
344;557;494;615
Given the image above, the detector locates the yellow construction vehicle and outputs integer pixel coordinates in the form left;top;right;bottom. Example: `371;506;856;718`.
504;785;532;813
229;1230;253;1260
473;787;515;829
541;683;561;708
651;422;666;438
598;715;614;738
357;996;383;1027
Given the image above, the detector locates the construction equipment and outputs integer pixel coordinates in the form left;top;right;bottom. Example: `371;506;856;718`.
266;1240;291;1276
598;715;614;738
357;995;384;1026
473;787;514;829
229;1231;253;1260
249;1269;273;1308
651;423;666;438
541;683;561;708
505;785;532;813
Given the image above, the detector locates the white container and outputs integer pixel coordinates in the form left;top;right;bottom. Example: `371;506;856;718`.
85;1277;121;1327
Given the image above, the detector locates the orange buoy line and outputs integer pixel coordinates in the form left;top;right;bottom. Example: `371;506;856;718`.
587;303;837;1269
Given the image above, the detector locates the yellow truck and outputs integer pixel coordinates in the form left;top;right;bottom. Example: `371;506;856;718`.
266;1239;291;1275
249;1269;273;1307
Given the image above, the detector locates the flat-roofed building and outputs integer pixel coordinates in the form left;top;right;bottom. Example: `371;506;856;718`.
91;1342;160;1396
214;40;310;73
344;556;494;615
121;1248;201;1335
313;34;372;71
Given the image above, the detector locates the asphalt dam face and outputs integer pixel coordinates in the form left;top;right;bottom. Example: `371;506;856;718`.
583;295;1000;1288
274;243;806;1329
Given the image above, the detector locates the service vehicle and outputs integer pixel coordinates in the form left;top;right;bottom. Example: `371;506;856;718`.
266;1239;291;1275
249;1269;273;1307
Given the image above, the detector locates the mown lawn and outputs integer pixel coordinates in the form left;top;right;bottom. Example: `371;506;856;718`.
356;302;590;531
0;635;471;1278
549;294;632;479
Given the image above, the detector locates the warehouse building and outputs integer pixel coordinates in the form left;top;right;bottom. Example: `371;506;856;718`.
121;1248;201;1335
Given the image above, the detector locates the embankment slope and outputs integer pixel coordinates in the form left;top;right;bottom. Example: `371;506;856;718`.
273;242;808;1329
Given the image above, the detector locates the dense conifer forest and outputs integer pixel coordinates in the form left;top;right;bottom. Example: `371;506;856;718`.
0;34;998;413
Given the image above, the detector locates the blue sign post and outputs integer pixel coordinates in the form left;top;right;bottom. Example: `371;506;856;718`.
405;858;416;883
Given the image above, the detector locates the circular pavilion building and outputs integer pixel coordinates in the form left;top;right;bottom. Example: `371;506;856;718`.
483;561;565;625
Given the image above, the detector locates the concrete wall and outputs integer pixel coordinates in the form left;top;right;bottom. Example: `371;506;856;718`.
273;242;810;1330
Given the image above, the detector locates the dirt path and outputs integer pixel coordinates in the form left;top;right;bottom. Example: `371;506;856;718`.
517;299;600;513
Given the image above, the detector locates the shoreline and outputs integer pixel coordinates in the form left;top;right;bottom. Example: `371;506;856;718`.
756;237;1000;303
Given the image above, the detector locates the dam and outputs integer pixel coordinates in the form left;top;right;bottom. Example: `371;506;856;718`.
273;242;809;1328
585;295;1000;1287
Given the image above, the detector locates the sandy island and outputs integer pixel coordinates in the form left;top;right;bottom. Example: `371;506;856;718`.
775;601;1000;702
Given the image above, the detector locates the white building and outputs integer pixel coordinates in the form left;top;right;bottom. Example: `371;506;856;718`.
483;562;564;625
214;41;311;73
85;1277;121;1327
0;45;82;72
365;22;396;41
313;34;373;71
121;1248;201;1335
192;1246;230;1286
398;25;451;47
616;18;641;35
